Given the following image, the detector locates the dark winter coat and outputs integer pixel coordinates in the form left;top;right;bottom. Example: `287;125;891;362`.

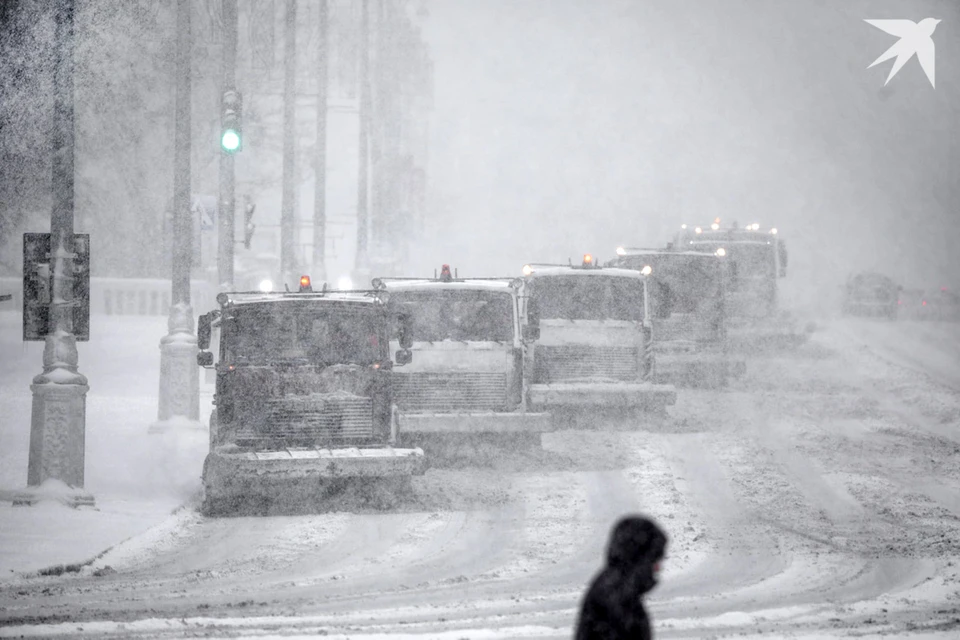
574;515;668;640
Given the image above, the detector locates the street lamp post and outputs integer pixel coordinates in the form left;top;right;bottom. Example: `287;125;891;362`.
15;0;94;508
313;0;328;283
217;0;238;290
151;0;202;435
354;0;371;283
280;0;297;288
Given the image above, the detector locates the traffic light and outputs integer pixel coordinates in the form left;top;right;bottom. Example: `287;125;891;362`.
243;199;256;249
22;233;90;341
220;89;243;153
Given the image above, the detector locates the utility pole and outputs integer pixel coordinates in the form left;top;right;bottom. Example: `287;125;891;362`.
151;0;202;435
369;0;383;268
355;0;370;280
17;0;93;507
280;0;297;287
313;0;328;282
383;0;402;273
217;0;238;289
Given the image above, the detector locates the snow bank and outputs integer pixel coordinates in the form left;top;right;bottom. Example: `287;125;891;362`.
0;311;211;578
0;496;183;578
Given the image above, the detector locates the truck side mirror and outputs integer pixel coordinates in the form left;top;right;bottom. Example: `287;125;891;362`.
197;351;214;367
525;296;540;328
198;313;212;350
395;348;413;365
398;313;414;349
522;324;540;341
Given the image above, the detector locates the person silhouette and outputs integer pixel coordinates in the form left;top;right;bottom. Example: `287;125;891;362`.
575;515;668;640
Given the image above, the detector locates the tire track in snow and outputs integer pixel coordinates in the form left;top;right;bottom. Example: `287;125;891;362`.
848;320;960;392
832;319;960;393
813;322;960;522
649;373;936;620
298;468;638;618
651;429;788;604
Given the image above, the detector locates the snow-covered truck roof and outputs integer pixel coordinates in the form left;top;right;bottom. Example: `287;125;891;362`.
215;291;386;308
378;278;519;294
615;248;720;259
687;238;775;246
522;265;645;279
678;228;781;245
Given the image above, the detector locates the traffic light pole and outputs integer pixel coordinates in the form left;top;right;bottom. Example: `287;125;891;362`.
217;0;238;290
355;0;370;280
17;0;94;507
151;0;202;436
280;0;297;287
312;0;328;282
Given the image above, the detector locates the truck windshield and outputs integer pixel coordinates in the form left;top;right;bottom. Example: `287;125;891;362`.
692;242;775;289
390;290;514;342
222;304;383;365
530;275;643;321
730;244;776;278
655;259;722;316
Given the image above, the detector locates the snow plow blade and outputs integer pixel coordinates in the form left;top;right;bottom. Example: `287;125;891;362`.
654;353;746;388
201;446;426;515
400;411;552;434
529;382;677;409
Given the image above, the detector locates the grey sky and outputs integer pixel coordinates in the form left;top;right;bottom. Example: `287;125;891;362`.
421;0;959;303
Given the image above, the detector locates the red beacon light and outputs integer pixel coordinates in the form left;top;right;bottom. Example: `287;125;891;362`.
439;264;453;282
299;275;313;292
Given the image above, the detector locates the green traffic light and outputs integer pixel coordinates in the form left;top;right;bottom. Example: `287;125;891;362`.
221;129;241;152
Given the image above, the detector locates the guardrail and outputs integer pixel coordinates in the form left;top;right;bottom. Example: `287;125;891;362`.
0;277;218;317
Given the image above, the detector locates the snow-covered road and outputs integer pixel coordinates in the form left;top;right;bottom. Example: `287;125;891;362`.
1;317;959;638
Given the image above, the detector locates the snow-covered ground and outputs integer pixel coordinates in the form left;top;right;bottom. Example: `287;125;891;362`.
1;310;959;638
0;313;208;575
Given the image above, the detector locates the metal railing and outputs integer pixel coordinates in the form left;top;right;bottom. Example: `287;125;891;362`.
0;277;217;316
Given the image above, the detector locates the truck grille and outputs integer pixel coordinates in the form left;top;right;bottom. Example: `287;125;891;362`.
238;395;374;444
394;372;507;412
535;345;638;382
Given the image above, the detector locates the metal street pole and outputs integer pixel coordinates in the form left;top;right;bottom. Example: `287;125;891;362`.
369;0;383;268
355;0;370;279
217;0;238;290
384;0;402;273
151;0;202;435
18;0;93;508
312;0;328;282
280;0;297;287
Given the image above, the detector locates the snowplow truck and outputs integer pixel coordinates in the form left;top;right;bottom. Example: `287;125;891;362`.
610;248;745;388
520;256;677;424
672;221;806;352
373;266;551;448
195;281;426;515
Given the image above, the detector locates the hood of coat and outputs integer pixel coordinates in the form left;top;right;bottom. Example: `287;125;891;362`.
605;516;668;594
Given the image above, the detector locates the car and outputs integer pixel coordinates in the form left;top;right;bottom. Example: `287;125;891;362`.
841;272;899;320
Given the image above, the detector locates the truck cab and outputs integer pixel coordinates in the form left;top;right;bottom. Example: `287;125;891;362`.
672;221;804;351
195;281;425;514
610;247;744;387
374;265;551;443
520;256;677;422
673;222;786;319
